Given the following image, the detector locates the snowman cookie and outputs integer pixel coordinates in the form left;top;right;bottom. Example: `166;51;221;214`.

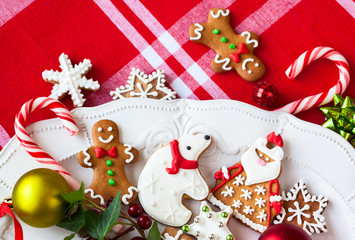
138;134;212;226
208;132;284;233
77;119;139;205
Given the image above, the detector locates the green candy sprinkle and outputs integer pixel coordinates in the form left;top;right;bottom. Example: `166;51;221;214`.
107;170;114;176
106;160;113;166
226;234;234;240
108;179;115;186
229;44;236;49
220;37;227;43
221;211;228;218
202;205;209;212
213;29;220;34
181;225;189;233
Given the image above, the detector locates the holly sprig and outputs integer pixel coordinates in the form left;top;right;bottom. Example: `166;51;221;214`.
57;183;160;240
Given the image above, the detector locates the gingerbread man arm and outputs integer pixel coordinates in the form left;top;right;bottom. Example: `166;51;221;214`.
122;144;139;164
77;147;96;168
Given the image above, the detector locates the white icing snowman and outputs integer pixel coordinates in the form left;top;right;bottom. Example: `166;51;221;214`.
138;134;212;226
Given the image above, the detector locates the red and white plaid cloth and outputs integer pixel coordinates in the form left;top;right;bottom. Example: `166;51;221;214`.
0;0;354;149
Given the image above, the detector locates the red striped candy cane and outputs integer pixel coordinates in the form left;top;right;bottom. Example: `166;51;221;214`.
274;47;350;114
14;97;80;190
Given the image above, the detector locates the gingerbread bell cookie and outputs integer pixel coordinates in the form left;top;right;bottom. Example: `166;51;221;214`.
208;132;284;233
77;119;139;206
110;68;176;100
189;8;265;82
273;180;328;235
137;134;212;226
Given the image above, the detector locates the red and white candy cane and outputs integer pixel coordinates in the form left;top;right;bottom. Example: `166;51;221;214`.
274;46;350;114
14;97;80;190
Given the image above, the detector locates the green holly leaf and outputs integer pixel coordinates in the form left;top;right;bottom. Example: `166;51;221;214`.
147;221;161;240
57;205;85;233
85;191;121;240
61;182;85;204
63;233;76;240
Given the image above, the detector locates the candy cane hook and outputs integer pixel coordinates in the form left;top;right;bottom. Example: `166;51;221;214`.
14;97;80;190
274;47;350;114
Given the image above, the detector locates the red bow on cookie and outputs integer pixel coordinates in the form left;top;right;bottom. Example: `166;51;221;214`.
230;43;249;63
95;146;118;158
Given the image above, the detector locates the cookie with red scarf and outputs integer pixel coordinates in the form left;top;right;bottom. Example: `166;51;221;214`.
208;132;284;233
77;119;139;206
137;134;212;226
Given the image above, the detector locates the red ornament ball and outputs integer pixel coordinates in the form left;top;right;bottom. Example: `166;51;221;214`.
128;203;144;218
253;81;279;107
259;223;311;240
137;214;152;230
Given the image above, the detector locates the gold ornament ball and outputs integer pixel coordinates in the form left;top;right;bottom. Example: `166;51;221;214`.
12;168;71;228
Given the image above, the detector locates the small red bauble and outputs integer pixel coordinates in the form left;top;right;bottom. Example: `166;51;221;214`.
253;81;279;107
128;203;144;218
137;214;152;230
259;223;311;240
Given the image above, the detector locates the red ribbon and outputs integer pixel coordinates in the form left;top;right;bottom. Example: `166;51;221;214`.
166;140;198;174
0;202;23;240
267;179;281;227
95;146;118;158
211;164;243;193
230;43;249;63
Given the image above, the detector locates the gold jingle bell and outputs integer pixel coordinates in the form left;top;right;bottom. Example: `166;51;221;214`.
12;168;71;228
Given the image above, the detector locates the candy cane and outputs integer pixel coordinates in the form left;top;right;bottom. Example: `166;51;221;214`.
14;97;80;190
274;47;350;114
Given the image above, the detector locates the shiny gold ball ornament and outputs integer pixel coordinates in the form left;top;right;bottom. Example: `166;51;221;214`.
12;168;71;228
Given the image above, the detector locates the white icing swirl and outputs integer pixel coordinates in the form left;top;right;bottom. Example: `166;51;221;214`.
214;54;232;71
124;144;134;163
85;188;105;205
210;9;230;18
122;186;139;205
242;58;255;71
241;31;258;48
190;23;204;41
83;149;92;166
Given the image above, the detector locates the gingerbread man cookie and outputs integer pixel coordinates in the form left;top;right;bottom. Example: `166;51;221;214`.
77;119;139;206
189;8;265;82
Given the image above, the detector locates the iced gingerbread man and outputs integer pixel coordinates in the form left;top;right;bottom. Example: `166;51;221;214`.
189;8;265;82
208;132;284;233
77;119;139;206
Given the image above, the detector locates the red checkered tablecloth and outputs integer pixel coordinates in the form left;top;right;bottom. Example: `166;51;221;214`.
0;0;354;149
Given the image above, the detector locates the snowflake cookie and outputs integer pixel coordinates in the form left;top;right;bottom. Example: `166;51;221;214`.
181;201;235;240
273;179;328;235
42;53;100;107
110;68;176;100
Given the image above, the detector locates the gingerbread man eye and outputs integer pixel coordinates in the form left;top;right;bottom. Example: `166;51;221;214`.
186;146;191;150
108;127;113;132
97;127;102;132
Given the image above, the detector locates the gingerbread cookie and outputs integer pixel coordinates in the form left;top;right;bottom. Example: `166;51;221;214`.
208;132;284;233
162;227;193;240
273;180;328;235
110;68;176;100
189;8;265;82
181;201;235;240
42;53;100;107
77;119;139;205
137;134;212;226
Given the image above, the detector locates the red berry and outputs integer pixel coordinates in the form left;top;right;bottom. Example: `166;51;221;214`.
252;81;279;107
128;203;143;218
131;237;144;240
137;214;152;230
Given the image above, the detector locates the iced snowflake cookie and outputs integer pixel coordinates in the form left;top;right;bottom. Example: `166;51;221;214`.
208;132;284;233
42;53;100;107
137;134;212;226
189;8;265;82
110;68;176;100
162;227;193;240
273;180;328;235
77;119;139;205
181;201;235;240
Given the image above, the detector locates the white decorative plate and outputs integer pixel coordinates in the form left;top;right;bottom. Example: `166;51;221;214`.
0;98;354;240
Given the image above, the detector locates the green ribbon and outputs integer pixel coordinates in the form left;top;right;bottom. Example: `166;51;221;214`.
320;94;355;148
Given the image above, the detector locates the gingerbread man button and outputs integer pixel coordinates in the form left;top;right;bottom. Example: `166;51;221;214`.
189;8;265;82
77;119;139;206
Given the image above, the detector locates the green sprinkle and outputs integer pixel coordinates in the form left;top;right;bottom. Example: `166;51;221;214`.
229;44;236;49
108;179;115;186
106;160;113;166
213;29;220;34
226;234;234;240
107;170;114;176
181;225;189;233
220;37;227;43
221;212;228;218
202;205;209;212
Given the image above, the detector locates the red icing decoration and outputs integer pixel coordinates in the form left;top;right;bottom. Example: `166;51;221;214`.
230;43;249;63
267;179;280;227
266;132;283;147
166;140;198;174
95;146;118;158
0;202;23;240
270;201;282;214
252;81;279;107
211;164;243;193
